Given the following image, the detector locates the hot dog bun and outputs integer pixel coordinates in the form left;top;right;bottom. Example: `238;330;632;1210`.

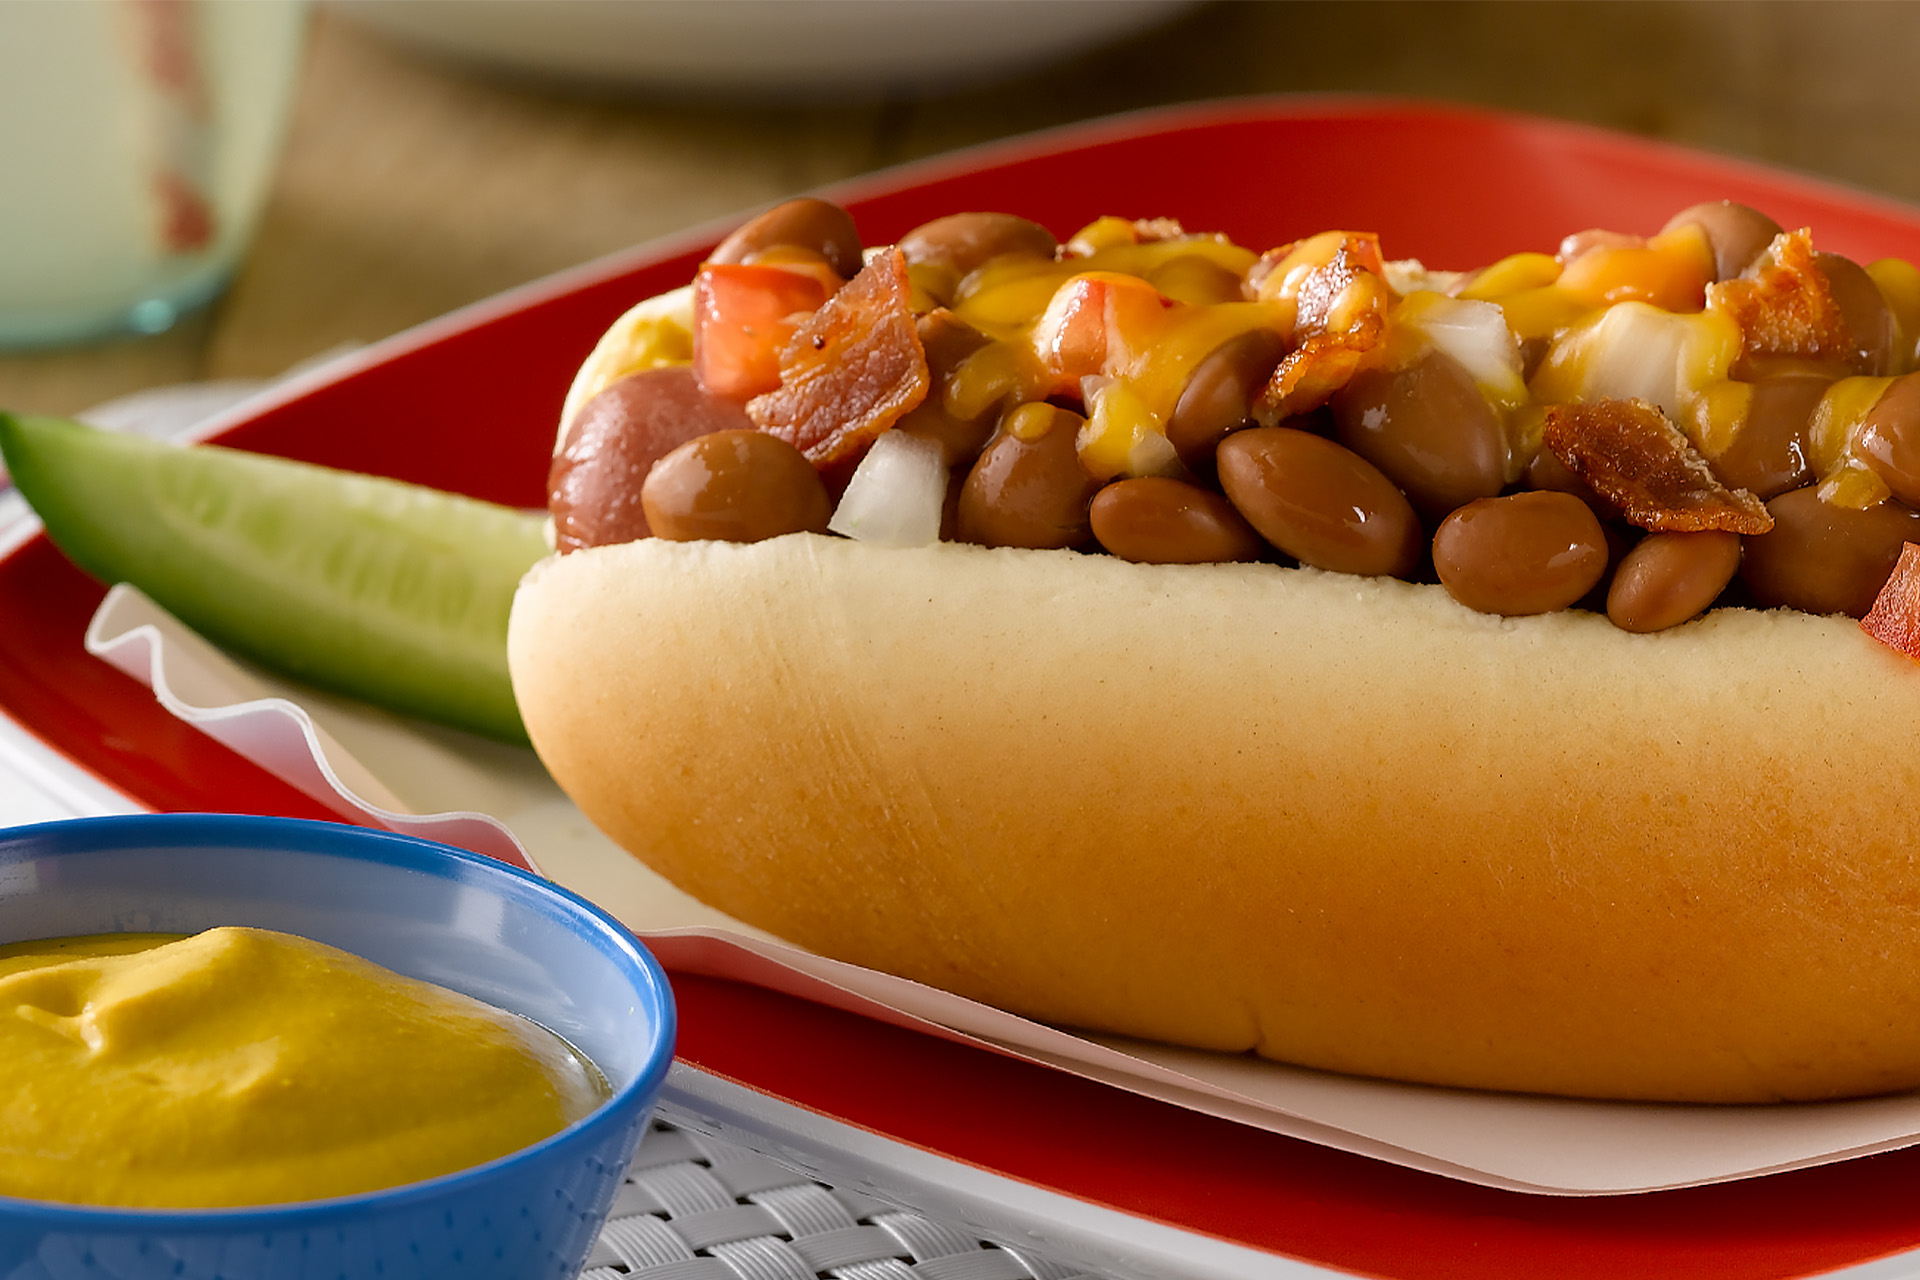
508;532;1920;1103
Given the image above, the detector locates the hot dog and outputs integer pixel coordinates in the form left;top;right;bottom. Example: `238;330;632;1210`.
508;197;1920;1103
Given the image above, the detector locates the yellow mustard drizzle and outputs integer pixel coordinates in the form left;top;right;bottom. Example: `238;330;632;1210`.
0;928;607;1209
1810;375;1901;508
1869;257;1920;372
1684;378;1756;459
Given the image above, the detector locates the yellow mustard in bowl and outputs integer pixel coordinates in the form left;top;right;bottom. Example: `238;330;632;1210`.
0;927;608;1208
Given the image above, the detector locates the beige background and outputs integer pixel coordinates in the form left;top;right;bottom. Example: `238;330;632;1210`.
6;0;1920;417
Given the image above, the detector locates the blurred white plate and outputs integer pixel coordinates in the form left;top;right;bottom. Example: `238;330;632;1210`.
329;0;1200;95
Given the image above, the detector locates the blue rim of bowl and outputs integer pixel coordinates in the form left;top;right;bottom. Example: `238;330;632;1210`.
0;811;677;1225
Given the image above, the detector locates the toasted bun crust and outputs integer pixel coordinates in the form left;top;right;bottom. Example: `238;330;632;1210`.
508;534;1920;1102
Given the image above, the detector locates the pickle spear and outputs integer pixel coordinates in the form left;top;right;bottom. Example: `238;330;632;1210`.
0;413;547;744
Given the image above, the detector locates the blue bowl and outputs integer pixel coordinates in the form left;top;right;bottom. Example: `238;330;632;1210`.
0;813;676;1280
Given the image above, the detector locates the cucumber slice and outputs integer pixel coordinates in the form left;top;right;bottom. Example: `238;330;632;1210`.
0;413;548;744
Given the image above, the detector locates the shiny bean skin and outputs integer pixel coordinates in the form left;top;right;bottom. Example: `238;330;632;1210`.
956;404;1102;549
1432;492;1609;616
708;198;863;280
1660;201;1783;281
640;429;833;543
1606;530;1743;632
1818;251;1899;376
897;213;1057;278
1330;350;1510;522
1166;328;1286;468
1557;228;1642;263
1859;372;1920;507
1706;372;1824;498
1522;444;1618;518
1215;427;1423;578
549;366;756;552
894;309;996;466
1089;477;1264;564
1148;255;1247;306
1740;486;1920;617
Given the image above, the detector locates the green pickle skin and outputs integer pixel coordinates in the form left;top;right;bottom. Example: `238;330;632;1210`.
0;413;547;744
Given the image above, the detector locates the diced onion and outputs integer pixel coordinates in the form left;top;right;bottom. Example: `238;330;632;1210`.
1535;302;1738;422
1396;292;1527;409
1382;259;1469;297
1126;430;1182;478
828;430;947;547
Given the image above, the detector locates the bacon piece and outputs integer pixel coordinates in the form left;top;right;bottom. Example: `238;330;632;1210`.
1253;235;1393;422
1707;228;1860;375
1248;232;1388;321
748;248;930;467
1254;322;1385;423
1542;399;1773;534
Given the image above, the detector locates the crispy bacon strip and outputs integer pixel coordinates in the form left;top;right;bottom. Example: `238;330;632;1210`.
1542;399;1773;534
1707;228;1859;375
1254;322;1385;423
1253;235;1392;422
748;248;930;466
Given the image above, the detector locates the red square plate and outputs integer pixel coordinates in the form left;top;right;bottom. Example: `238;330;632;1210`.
8;96;1920;1278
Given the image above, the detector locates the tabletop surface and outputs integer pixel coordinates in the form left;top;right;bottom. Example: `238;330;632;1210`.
5;0;1920;418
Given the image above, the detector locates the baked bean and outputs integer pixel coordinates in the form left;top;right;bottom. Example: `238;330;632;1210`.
1432;492;1609;616
1522;444;1618;518
895;310;996;466
1739;486;1920;616
1859;372;1920;507
1705;372;1824;498
1330;350;1510;521
640;429;833;543
1148;255;1247;306
1557;228;1643;263
1606;530;1743;632
1518;336;1551;382
1089;477;1264;564
956;404;1101;549
897;212;1057;279
1215;427;1423;578
550;366;756;552
1660;201;1783;281
1166;328;1286;467
709;198;863;280
1818;251;1899;376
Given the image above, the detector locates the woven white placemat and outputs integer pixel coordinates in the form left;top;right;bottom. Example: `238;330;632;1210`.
589;1119;1099;1280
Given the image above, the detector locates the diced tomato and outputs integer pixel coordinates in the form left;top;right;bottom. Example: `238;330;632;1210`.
692;262;833;402
1556;226;1713;313
1862;541;1920;660
1030;271;1176;393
